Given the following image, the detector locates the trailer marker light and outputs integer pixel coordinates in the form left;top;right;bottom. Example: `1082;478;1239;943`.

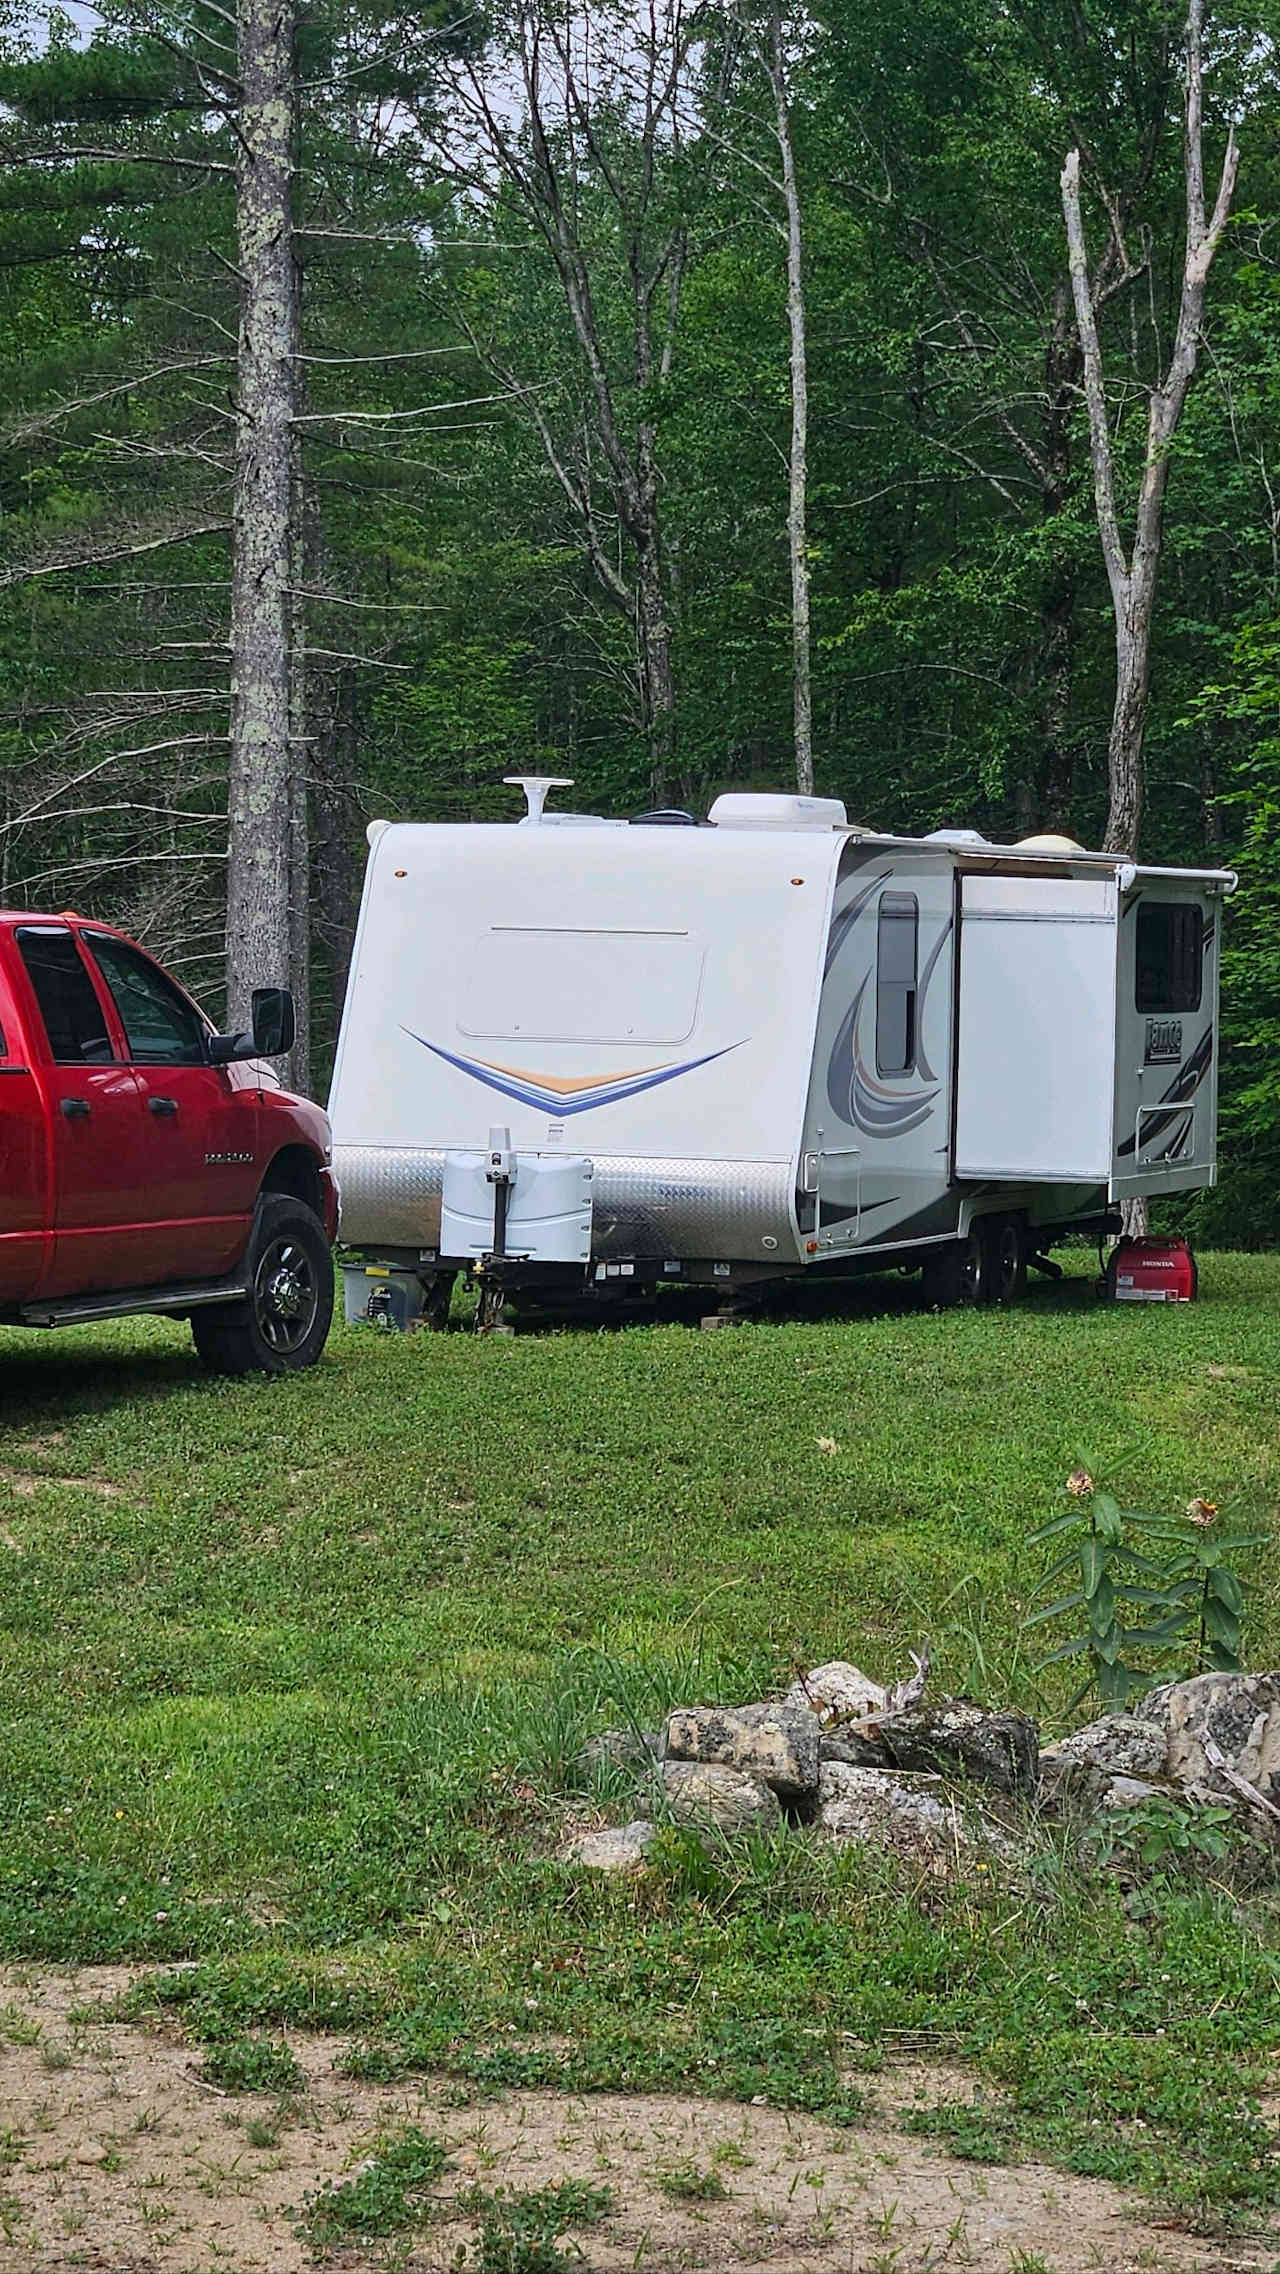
394;868;407;877
806;1240;818;1254
791;876;804;885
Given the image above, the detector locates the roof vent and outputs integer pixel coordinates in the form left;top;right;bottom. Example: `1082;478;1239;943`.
1015;831;1086;853
708;792;847;831
925;826;990;847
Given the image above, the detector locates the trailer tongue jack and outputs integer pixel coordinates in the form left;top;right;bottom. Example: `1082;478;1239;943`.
475;1125;515;1334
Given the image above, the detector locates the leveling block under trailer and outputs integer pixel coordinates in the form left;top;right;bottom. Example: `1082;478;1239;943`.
327;780;1233;1330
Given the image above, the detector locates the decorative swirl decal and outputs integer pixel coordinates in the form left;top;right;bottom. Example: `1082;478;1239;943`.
823;869;892;976
913;916;952;1082
1117;1026;1213;1158
826;976;940;1138
405;1031;742;1117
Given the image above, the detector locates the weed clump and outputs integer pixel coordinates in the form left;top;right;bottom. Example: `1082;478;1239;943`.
199;2035;305;2094
299;2124;450;2248
461;2179;615;2271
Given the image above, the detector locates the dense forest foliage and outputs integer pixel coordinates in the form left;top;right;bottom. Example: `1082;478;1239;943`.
0;0;1276;1235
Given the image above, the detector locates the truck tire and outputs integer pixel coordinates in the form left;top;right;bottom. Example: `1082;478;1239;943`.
191;1195;334;1375
920;1226;988;1308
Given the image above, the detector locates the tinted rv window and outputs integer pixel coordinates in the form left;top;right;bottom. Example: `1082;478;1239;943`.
876;893;918;1076
1135;903;1203;1014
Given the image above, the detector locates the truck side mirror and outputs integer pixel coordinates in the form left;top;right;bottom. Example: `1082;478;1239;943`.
251;986;295;1058
208;986;296;1064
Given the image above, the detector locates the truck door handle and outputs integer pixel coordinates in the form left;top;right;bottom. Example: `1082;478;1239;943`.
148;1096;179;1117
60;1096;90;1120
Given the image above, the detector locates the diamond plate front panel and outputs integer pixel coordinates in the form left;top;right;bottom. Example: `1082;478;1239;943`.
334;1146;798;1261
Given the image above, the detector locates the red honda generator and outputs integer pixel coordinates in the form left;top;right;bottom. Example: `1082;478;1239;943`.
1104;1236;1198;1303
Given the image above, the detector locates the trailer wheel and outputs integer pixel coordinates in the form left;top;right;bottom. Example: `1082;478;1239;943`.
920;1227;987;1309
985;1215;1028;1307
420;1272;456;1331
192;1196;334;1375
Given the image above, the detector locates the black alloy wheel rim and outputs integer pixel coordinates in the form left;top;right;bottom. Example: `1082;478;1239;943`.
961;1232;984;1301
254;1236;319;1353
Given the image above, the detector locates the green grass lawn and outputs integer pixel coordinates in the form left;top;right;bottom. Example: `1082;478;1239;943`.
2;1253;1279;2230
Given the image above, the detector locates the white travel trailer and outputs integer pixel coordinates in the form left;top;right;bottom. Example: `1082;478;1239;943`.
327;782;1232;1324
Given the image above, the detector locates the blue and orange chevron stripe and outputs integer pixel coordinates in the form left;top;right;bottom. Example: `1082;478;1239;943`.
403;1029;740;1116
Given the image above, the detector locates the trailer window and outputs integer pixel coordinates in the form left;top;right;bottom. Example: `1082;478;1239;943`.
459;927;703;1046
16;928;115;1065
876;893;918;1076
1136;903;1202;1014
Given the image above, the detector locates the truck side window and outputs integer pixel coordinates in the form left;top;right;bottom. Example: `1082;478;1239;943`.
86;935;207;1066
876;892;918;1076
16;928;115;1065
1136;903;1203;1014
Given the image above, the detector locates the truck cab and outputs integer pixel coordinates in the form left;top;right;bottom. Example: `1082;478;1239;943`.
0;914;337;1372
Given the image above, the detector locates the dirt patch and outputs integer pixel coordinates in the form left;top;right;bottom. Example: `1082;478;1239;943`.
0;1968;1269;2273
0;1465;126;1501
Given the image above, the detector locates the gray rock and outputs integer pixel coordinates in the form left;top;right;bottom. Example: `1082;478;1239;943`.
579;1727;661;1776
783;1661;887;1727
663;1702;820;1802
1036;1751;1112;1813
878;1698;1039;1797
1049;1715;1168;1781
1136;1673;1280;1801
661;1761;782;1834
561;1820;655;1873
816;1761;1018;1866
1098;1775;1167;1810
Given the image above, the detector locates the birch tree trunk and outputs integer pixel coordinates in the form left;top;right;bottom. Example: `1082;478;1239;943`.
767;8;812;796
226;0;299;1024
1060;0;1238;859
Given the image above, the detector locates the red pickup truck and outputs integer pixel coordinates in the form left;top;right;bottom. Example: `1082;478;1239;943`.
0;912;337;1372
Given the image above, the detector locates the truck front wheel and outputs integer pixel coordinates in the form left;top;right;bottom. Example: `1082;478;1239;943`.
192;1195;334;1375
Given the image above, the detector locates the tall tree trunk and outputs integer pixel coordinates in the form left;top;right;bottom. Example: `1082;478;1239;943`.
768;8;812;797
1105;597;1153;855
226;0;298;1022
635;522;676;806
312;666;363;1033
1060;0;1238;863
1039;282;1078;828
286;404;311;1095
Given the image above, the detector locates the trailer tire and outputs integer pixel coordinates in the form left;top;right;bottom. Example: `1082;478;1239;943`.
192;1196;334;1375
920;1227;988;1309
420;1271;456;1331
984;1215;1028;1307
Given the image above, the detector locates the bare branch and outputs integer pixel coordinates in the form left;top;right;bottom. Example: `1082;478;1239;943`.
0;524;231;590
1060;147;1129;609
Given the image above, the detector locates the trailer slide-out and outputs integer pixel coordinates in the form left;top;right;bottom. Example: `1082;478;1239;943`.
327;782;1233;1325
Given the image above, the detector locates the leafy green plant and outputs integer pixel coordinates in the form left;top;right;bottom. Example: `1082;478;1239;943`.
1094;1797;1238;1870
298;2125;449;2248
1132;1500;1262;1675
655;2158;729;2201
463;2179;614;2272
1023;1470;1260;1709
199;2034;304;2094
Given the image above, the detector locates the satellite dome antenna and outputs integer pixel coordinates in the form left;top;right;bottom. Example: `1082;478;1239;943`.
505;774;573;825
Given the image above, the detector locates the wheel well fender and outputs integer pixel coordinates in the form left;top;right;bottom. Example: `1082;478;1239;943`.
258;1144;324;1221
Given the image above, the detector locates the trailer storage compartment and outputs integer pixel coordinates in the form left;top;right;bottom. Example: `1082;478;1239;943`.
954;875;1119;1182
